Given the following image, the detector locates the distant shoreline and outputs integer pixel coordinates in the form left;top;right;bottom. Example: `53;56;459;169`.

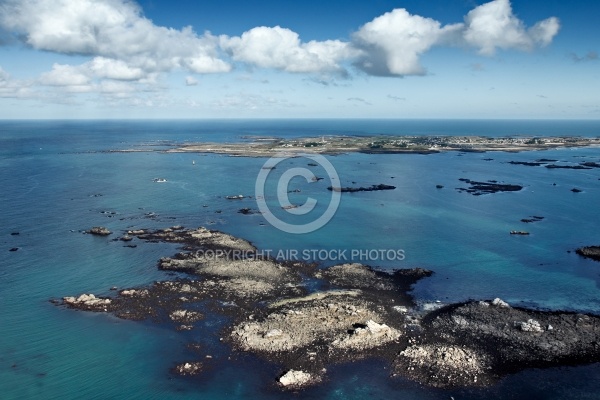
109;135;600;157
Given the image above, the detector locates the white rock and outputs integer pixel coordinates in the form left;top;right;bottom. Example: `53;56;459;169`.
517;319;543;332
279;370;312;387
491;298;510;308
76;294;95;302
180;284;192;292
264;329;283;338
170;310;187;320
365;320;389;334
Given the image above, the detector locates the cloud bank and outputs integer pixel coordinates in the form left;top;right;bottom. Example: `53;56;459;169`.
0;0;560;101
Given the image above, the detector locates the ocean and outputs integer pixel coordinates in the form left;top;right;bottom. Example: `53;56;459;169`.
1;119;599;399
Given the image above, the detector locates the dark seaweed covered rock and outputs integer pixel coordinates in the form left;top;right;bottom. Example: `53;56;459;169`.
546;164;592;170
521;216;544;223
456;179;523;196
328;184;396;192
508;161;545;167
576;246;600;261
580;162;600;168
395;299;600;387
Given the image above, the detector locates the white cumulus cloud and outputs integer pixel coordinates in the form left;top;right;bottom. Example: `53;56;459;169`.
88;57;145;81
352;8;462;76
0;0;231;76
220;26;357;74
39;64;91;86
351;0;559;76
462;0;560;55
0;0;561;107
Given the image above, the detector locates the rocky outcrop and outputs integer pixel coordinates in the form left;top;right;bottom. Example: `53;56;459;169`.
331;320;400;350
521;216;544;223
129;226;255;253
230;294;393;354
546;164;592;170
86;226;111;236
173;362;202;376
58;226;600;390
278;370;315;388
63;294;112;311
169;309;203;323
456;179;523;196
581;161;600;168
328;184;396;193
508;161;545;166
576;245;600;261
394;300;600;387
396;344;490;388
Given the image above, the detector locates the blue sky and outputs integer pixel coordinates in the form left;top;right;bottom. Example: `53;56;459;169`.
0;0;597;119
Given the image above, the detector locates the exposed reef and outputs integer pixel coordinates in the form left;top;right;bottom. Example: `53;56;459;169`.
508;159;600;170
86;226;112;236
456;179;523;196
327;184;396;193
56;226;600;390
521;216;544;223
576;246;600;262
398;300;600;387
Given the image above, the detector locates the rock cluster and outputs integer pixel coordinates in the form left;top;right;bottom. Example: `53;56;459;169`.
58;226;600;390
173;362;202;376
63;294;112;311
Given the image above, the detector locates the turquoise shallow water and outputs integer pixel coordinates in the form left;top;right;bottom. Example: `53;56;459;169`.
1;120;600;399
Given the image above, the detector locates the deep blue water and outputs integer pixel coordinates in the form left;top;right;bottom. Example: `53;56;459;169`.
1;119;599;399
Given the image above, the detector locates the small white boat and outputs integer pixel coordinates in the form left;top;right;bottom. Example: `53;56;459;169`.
153;178;167;183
